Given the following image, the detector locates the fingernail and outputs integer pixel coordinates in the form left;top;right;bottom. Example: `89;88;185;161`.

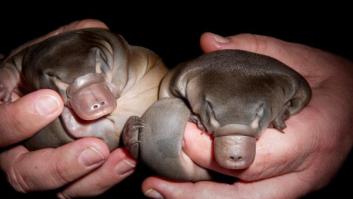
144;189;164;199
212;33;230;44
34;94;60;116
79;146;106;167
115;159;136;175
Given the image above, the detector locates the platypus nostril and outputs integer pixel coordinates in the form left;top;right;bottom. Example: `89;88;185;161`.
92;101;106;110
92;104;100;110
230;155;243;161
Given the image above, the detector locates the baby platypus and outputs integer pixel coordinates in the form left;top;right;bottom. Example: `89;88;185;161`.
0;28;167;150
123;49;311;181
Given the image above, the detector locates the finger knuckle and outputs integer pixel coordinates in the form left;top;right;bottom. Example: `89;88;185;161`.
0;106;29;144
239;167;264;181
58;192;73;199
235;33;286;56
238;154;273;181
75;19;107;29
92;182;112;195
7;167;31;193
77;19;97;27
54;161;71;185
249;34;270;54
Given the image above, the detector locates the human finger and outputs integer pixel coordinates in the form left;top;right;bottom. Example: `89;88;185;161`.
58;148;136;198
0;89;63;147
0;138;109;192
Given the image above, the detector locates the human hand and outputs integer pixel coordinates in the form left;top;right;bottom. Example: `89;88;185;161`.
0;19;136;198
142;33;353;199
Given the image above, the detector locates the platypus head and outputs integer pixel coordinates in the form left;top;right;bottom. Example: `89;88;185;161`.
186;69;284;169
27;30;120;121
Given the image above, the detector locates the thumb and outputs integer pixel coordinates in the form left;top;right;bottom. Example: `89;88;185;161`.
199;32;321;80
0;89;63;147
200;32;288;56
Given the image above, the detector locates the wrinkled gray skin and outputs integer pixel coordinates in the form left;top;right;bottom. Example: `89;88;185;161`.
123;50;311;181
0;28;167;150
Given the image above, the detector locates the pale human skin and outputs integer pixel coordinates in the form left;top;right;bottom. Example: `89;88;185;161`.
0;19;137;198
2;19;353;199
142;33;353;199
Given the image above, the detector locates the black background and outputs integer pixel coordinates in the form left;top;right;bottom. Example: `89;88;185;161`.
0;4;352;199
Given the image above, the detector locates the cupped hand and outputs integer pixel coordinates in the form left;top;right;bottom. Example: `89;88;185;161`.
0;19;136;198
142;33;353;199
